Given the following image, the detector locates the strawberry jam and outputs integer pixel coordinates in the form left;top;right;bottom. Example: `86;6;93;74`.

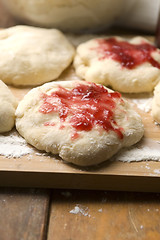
39;83;124;139
94;38;160;69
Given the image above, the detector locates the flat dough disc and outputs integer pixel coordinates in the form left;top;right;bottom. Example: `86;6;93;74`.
0;25;75;86
0;80;18;133
16;80;144;166
74;36;160;93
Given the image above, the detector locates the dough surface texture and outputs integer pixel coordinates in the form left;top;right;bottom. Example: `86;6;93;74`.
0;25;75;86
0;80;18;133
152;82;160;123
1;0;124;32
16;80;144;166
74;36;160;93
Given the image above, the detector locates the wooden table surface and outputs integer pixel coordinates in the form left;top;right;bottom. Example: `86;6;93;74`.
1;1;160;240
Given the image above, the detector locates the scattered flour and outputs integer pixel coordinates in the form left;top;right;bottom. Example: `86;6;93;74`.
0;130;160;164
153;169;160;174
140;225;144;229
154;121;160;126
132;98;152;113
114;138;160;162
98;208;103;212
69;205;90;217
128;93;153;113
0;130;34;158
145;165;151;170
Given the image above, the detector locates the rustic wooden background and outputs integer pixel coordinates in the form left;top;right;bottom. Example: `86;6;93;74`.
1;1;160;239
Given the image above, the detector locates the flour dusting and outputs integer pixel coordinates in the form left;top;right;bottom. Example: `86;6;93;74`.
0;130;34;158
131;95;153;113
153;169;160;174
69;205;91;217
98;208;103;212
0;131;160;163
114;138;160;162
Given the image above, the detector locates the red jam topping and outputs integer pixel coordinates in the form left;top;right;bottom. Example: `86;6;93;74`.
39;83;124;139
93;38;160;69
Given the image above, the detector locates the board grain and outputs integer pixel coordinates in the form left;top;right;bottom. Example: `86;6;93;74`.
0;188;50;240
47;190;160;240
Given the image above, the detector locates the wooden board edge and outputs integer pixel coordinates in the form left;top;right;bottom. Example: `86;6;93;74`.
0;171;160;192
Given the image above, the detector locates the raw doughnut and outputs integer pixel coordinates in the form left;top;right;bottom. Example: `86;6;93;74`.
0;25;75;86
1;0;125;32
74;36;160;93
15;80;144;166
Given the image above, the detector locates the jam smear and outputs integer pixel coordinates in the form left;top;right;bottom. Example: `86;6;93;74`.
94;38;160;69
39;83;124;139
44;122;55;126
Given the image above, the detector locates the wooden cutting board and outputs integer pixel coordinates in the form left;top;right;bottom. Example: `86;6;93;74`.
1;36;160;192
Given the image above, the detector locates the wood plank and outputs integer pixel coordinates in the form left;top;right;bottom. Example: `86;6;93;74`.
0;66;160;191
0;188;50;240
47;190;160;240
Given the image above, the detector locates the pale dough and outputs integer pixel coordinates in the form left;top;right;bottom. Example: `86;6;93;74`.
16;80;144;166
1;0;124;32
0;25;75;86
74;36;160;93
152;82;160;123
0;80;18;133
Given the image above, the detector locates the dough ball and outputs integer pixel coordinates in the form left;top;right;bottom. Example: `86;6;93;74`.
16;80;144;166
0;25;75;86
0;80;18;133
1;0;125;32
152;82;160;123
74;36;160;93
